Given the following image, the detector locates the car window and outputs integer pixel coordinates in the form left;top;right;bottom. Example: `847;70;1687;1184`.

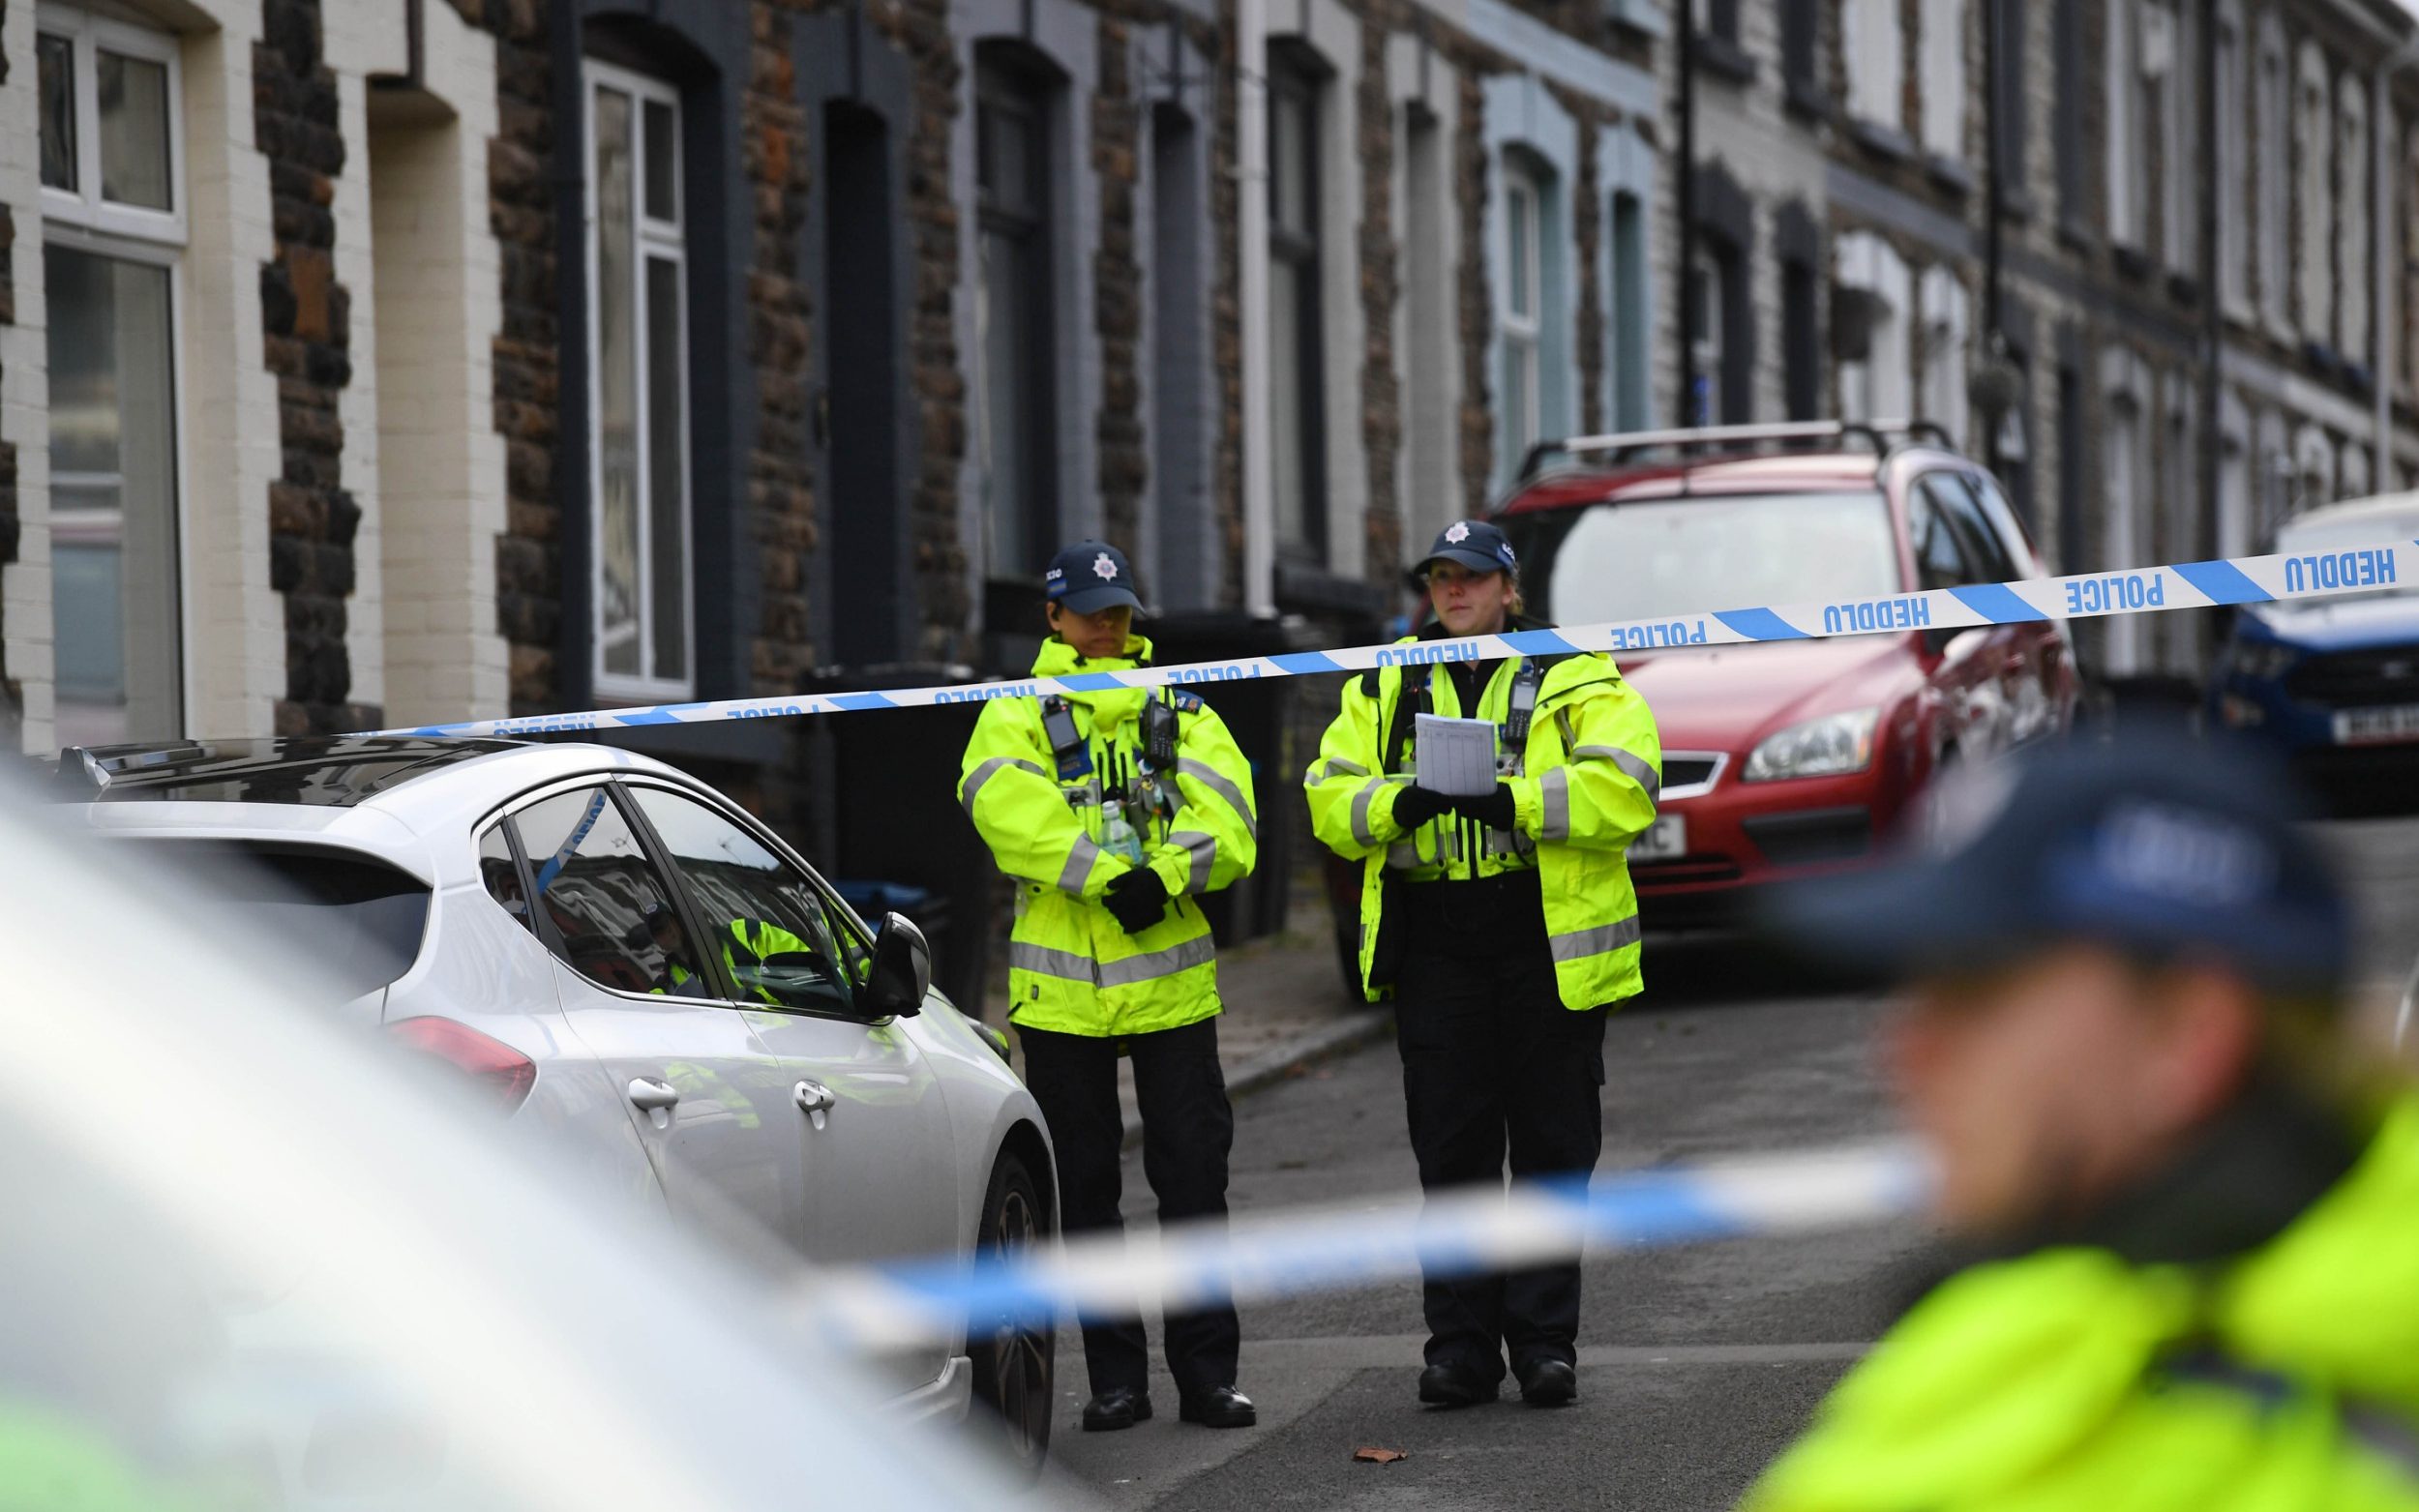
624;787;857;1015
1908;486;1977;591
1518;490;1903;624
114;841;431;1003
479;822;534;934
512;786;706;998
1925;472;2018;583
1967;472;2036;573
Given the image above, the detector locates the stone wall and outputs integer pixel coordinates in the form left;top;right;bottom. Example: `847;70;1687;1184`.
257;0;374;734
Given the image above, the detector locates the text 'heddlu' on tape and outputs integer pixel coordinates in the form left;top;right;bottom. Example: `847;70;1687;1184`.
367;538;2418;741
792;1141;1930;1352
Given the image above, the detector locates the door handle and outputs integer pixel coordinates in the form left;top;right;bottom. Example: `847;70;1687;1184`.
627;1077;680;1112
794;1080;835;1114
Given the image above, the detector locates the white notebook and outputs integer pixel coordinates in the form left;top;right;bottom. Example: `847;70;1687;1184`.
1413;714;1499;796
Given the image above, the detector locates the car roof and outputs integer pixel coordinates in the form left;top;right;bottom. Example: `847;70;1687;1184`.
65;736;699;861
1496;447;1962;515
2278;489;2419;536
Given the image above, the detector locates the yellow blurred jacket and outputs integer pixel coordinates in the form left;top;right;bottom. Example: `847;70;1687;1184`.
1302;636;1660;1011
958;635;1258;1037
1744;1097;2419;1512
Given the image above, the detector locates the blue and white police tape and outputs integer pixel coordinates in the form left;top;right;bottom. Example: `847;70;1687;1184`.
792;1140;1930;1352
372;537;2418;741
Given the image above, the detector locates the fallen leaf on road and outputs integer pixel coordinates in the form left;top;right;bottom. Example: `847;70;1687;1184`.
1353;1447;1408;1465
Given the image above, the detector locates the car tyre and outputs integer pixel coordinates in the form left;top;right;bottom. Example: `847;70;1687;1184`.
969;1149;1054;1480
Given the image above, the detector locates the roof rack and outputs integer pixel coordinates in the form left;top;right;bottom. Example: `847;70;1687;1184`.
1514;418;1960;483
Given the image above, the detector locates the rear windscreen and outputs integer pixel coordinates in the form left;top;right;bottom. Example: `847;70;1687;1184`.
125;844;431;1002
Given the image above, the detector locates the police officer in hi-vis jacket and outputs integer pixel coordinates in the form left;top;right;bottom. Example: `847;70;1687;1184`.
1306;519;1661;1409
958;539;1261;1434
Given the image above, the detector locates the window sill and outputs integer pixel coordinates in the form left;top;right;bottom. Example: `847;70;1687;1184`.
2111;244;2155;282
1782;75;1831;121
1693;31;1756;84
1846;118;1915;164
2057;215;2096;255
2165;271;2200;309
1924;153;1974;198
2302;341;2343;381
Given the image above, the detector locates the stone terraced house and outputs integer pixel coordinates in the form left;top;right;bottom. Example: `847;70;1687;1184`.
0;0;1670;971
1687;0;2419;687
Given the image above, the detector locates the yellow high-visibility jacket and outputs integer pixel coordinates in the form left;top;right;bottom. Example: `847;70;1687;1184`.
1745;1097;2419;1512
959;635;1259;1036
1303;630;1661;1011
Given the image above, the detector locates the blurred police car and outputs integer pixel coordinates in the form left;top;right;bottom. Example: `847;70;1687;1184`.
2209;492;2419;792
0;764;1060;1510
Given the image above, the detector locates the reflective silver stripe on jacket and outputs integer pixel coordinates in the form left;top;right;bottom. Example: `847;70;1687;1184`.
1349;778;1389;848
1172;830;1217;893
960;755;1048;815
1548;914;1644;964
1320;757;1369;780
1573;745;1661;805
1009;941;1096;981
1540;767;1571;842
1097;933;1217;988
1177;757;1258;837
1058;835;1102;895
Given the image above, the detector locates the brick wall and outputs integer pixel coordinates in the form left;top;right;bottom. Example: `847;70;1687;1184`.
1357;13;1402;576
1094;12;1146;554
258;0;375;734
1456;66;1492;516
745;5;816;694
0;0;15;748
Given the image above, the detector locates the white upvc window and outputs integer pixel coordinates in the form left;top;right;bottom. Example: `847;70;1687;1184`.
2106;0;2142;250
583;59;693;699
38;4;188;750
1501;163;1542;455
1843;0;1903;130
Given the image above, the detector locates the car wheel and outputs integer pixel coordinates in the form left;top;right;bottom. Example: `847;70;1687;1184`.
969;1149;1053;1479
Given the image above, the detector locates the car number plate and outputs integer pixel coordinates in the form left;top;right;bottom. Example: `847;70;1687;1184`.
1630;815;1687;861
2333;704;2419;746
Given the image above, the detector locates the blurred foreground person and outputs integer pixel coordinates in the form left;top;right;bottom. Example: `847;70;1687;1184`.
1744;736;2419;1511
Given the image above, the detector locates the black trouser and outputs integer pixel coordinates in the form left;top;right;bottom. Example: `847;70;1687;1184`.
1392;870;1608;1380
1017;1016;1241;1400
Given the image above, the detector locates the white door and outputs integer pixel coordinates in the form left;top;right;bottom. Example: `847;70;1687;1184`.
505;784;797;1264
622;784;961;1380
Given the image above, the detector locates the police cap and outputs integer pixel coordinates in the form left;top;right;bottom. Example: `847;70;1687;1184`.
1045;540;1147;616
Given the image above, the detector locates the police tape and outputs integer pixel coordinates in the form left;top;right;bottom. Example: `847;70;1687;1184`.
373;538;2419;740
791;1140;1929;1351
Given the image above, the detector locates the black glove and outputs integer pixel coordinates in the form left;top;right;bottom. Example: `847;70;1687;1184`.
1389;783;1456;832
1450;783;1518;830
1103;867;1172;934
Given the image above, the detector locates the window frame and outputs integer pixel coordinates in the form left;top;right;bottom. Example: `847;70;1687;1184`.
39;2;194;747
1502;158;1544;452
582;57;698;704
1267;42;1329;562
973;44;1063;583
37;4;187;246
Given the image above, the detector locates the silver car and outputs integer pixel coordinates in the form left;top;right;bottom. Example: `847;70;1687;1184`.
60;735;1057;1472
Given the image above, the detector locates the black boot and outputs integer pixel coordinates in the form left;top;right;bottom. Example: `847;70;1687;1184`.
1082;1386;1153;1431
1178;1385;1257;1428
1514;1357;1577;1408
1417;1361;1502;1408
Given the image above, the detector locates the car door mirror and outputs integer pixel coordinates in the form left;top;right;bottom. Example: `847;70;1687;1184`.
864;912;930;1018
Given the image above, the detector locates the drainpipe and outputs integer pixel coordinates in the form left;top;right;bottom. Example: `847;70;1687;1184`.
1238;0;1274;616
1676;0;1697;426
2374;37;2419;494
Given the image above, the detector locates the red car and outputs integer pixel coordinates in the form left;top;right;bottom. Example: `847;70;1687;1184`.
1486;422;2078;931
